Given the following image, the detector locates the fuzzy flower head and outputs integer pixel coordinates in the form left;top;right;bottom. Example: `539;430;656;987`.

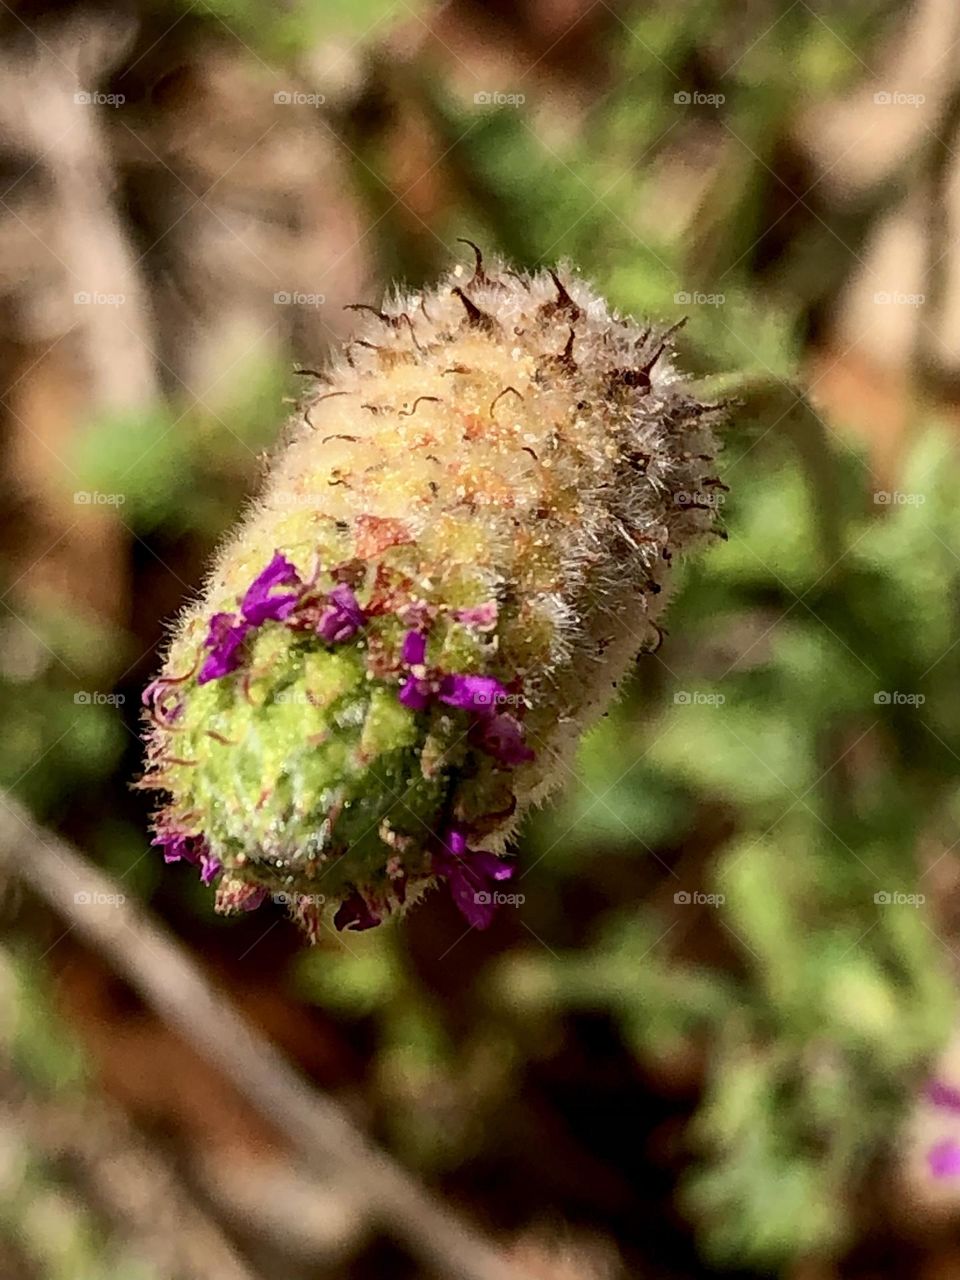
141;250;725;937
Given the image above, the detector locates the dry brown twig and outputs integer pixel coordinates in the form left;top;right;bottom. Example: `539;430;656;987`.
0;793;540;1280
0;1051;263;1280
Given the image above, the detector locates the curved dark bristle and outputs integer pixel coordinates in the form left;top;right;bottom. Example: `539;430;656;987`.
398;396;443;418
451;286;497;332
456;237;487;287
549;269;581;317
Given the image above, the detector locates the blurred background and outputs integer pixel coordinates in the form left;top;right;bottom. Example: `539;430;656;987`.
5;0;960;1275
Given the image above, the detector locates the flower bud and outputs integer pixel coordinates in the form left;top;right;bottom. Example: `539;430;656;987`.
142;252;725;936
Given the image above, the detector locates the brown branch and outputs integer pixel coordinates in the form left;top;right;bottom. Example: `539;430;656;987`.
0;1057;264;1280
0;794;538;1280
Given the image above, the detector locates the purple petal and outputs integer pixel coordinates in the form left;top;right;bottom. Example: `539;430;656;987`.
238;885;269;912
401;629;427;666
929;1138;960;1179
478;712;535;766
143;677;184;725
142;678;163;708
241;552;303;625
198;612;250;683
334;889;381;931
444;826;468;858
467;849;515;883
318;583;366;644
399;674;431;711
199;850;223;885
437;673;508;716
433;826;514;930
445;864;498;928
926;1080;960;1113
153;831;219;887
152;831;199;866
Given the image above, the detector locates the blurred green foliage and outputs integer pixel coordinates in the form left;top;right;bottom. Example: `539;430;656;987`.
160;0;423;60
0;949;160;1280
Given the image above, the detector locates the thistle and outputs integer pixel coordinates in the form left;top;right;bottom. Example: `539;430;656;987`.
141;248;726;938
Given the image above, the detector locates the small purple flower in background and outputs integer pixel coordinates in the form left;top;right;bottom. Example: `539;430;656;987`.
334;888;381;931
433;824;514;929
241;552;303;625
921;1077;960;1180
318;583;366;644
929;1138;960;1179
925;1079;960;1113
